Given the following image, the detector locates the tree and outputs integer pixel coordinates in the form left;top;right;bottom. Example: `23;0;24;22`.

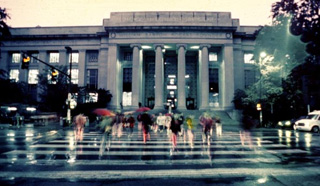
239;15;308;124
0;7;10;38
37;66;69;113
272;0;320;62
0;70;30;105
0;7;11;60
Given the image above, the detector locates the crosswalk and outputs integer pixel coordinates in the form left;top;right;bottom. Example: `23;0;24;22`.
0;126;320;181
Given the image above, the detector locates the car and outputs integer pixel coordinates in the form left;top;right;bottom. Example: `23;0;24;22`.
277;116;307;129
278;120;294;129
294;110;320;133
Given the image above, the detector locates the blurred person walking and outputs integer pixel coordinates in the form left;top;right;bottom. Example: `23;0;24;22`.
127;114;135;137
157;113;166;133
199;112;214;145
141;112;152;144
186;115;195;148
74;114;87;142
99;116;115;157
170;114;181;153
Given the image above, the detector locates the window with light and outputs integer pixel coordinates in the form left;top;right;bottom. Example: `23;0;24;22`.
28;69;39;84
244;53;254;64
69;52;79;63
209;52;218;62
9;69;19;82
12;53;21;63
68;69;79;84
49;52;59;63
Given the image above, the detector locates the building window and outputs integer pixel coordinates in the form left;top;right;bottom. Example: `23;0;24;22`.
28;69;39;84
124;52;132;61
12;53;21;63
49;52;59;63
244;53;254;64
87;51;98;63
68;52;79;63
86;92;98;103
209;52;218;62
87;69;98;90
245;70;256;88
68;69;79;84
9;69;19;82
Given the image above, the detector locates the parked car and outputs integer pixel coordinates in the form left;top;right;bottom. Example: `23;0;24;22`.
294;110;320;133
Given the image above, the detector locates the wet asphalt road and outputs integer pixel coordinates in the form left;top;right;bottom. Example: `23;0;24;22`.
0;122;320;186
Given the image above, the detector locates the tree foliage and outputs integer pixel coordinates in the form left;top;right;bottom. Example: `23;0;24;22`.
0;70;31;105
272;0;320;59
249;16;306;105
236;15;309;124
0;7;10;38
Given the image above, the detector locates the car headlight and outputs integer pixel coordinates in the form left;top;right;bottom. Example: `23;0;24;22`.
278;121;283;126
285;121;291;126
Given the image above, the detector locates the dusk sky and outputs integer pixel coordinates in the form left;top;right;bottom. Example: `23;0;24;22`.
1;0;279;27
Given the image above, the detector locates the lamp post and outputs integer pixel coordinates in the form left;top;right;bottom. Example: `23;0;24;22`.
259;51;267;127
65;46;72;125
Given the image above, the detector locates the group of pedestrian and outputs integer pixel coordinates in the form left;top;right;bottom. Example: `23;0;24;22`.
79;109;220;157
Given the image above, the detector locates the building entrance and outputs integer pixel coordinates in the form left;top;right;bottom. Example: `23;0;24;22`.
164;52;177;110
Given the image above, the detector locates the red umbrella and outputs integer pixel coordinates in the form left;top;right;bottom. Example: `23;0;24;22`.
93;108;116;116
135;107;151;112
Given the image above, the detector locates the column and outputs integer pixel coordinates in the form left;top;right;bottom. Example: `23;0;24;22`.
221;44;234;110
177;44;187;110
199;44;210;110
153;44;164;110
78;50;86;87
131;44;142;109
106;43;120;109
233;48;244;90
98;48;108;90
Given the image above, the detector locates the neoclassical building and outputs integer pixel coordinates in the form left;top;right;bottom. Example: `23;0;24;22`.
0;12;260;111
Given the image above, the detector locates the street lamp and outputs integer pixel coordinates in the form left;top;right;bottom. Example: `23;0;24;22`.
258;51;267;127
65;46;72;125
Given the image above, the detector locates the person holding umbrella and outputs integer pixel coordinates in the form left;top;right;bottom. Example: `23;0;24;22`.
98;115;115;157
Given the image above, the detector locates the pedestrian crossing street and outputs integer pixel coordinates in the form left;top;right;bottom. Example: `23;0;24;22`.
1;127;320;181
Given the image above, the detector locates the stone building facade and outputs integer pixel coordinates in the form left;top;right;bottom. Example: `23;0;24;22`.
0;12;261;111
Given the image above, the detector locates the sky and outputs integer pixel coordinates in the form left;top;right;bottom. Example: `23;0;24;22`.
1;0;279;27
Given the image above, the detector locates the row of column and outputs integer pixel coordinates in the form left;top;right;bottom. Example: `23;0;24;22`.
107;43;234;110
130;44;212;110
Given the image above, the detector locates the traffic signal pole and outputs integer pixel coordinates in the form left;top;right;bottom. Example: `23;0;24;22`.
21;51;69;77
21;50;73;126
65;46;72;126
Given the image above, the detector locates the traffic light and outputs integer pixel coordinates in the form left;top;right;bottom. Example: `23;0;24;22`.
256;103;262;111
21;54;30;69
51;69;58;82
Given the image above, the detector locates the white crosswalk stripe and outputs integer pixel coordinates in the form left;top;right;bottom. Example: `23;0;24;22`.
0;128;318;180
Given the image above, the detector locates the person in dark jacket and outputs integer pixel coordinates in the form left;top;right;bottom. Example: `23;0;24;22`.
127;114;135;137
141;112;152;143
